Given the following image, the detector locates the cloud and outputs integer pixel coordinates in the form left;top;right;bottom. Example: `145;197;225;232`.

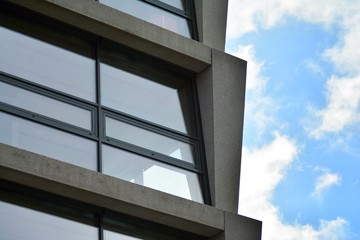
227;0;360;139
311;172;341;199
226;0;349;40
229;45;278;142
226;2;356;238
307;75;360;139
240;134;348;239
308;6;360;138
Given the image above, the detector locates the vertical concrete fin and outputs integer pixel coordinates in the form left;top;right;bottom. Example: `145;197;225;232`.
197;48;247;213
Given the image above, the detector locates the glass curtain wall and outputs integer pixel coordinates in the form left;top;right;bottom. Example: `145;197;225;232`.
0;5;207;203
98;0;197;39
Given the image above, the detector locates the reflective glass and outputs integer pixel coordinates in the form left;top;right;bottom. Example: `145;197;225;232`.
0;201;98;240
99;0;191;37
104;230;142;240
0;26;96;101
101;63;192;134
0;81;92;130
106;116;194;163
0;112;97;170
158;0;184;10
103;145;203;203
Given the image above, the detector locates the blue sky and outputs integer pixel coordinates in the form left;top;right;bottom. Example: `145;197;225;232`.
225;0;360;239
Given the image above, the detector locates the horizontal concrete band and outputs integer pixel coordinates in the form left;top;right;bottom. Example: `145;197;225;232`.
6;0;211;73
0;143;224;237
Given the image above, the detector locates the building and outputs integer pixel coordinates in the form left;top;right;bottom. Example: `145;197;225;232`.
0;0;262;239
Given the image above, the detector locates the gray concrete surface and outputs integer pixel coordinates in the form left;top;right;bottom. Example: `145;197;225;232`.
212;212;262;240
1;0;261;238
0;143;223;237
195;0;229;51
197;49;247;213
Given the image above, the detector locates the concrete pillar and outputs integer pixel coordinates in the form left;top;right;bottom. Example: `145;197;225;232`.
197;49;247;213
194;0;229;51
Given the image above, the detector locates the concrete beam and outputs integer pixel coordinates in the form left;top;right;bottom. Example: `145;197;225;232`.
6;0;211;73
212;212;262;240
197;49;247;213
0;143;223;237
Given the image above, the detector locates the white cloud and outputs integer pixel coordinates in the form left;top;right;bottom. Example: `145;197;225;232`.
229;45;278;141
227;0;360;138
240;134;348;239
308;75;360;139
226;0;350;40
226;2;355;237
311;172;341;199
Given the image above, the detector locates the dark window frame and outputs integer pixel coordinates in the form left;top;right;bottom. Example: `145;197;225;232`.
0;2;211;205
0;181;207;240
97;0;199;40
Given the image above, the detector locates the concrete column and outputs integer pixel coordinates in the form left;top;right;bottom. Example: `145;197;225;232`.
194;0;229;51
197;49;247;213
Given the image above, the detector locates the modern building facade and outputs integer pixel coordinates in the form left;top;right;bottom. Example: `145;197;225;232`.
0;0;262;239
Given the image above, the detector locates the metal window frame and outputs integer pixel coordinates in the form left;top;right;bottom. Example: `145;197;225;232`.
0;181;207;240
140;0;199;40
0;3;211;205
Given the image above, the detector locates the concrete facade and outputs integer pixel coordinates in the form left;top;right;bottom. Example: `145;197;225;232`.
0;0;261;239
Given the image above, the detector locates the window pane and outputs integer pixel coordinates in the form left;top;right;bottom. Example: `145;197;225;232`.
104;230;142;240
0;112;97;170
101;63;192;134
0;26;95;101
103;145;203;203
0;81;92;130
0;201;97;240
99;0;190;37
158;0;184;10
106;116;194;163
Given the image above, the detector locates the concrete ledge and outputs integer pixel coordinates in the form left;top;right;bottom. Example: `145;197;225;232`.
6;0;211;73
212;213;262;240
0;143;223;237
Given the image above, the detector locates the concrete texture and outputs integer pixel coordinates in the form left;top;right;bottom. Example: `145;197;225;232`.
0;143;223;237
1;0;261;238
212;212;262;240
194;0;229;51
6;0;211;72
197;49;247;213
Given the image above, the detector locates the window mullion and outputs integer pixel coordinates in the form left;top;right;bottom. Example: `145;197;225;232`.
96;38;103;173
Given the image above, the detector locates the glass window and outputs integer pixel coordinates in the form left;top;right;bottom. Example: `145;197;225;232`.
0;112;97;170
101;62;194;134
0;26;96;102
104;230;142;240
0;201;98;240
99;0;191;37
102;144;203;203
105;116;194;163
158;0;184;10
0;81;92;130
0;5;207;203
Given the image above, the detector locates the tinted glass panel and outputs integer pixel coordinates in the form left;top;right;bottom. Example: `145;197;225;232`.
0;81;92;130
0;201;97;240
106;116;194;163
104;230;142;240
158;0;184;10
101;63;192;134
0;26;96;101
0;112;97;170
103;145;203;203
99;0;190;37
